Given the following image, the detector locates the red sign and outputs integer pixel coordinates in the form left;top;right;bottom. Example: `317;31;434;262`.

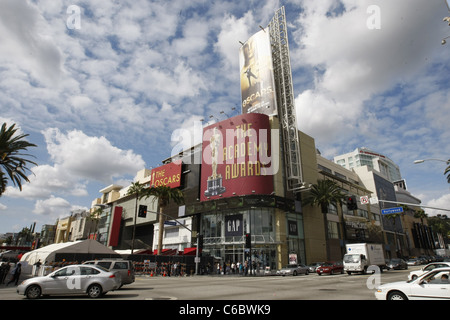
109;206;123;247
151;162;182;188
200;113;274;201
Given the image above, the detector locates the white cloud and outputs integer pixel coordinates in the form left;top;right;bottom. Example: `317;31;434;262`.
33;195;88;218
292;0;448;153
425;193;450;217
5;128;145;202
42;128;146;184
0;0;62;84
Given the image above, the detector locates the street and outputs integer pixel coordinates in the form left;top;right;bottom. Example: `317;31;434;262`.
0;266;417;300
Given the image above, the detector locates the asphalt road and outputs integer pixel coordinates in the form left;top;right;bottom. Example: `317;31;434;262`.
0;266;417;301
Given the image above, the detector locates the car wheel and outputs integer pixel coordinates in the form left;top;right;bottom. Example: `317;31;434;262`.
87;284;103;298
293;271;298;276
411;275;418;280
305;270;309;275
387;291;408;301
25;285;41;299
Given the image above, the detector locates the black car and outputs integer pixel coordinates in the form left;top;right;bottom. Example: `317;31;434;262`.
386;258;408;270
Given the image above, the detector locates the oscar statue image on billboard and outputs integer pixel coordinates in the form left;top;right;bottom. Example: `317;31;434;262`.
204;127;226;197
239;30;277;116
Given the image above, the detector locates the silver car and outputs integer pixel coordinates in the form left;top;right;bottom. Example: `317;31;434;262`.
277;264;310;276
17;265;121;299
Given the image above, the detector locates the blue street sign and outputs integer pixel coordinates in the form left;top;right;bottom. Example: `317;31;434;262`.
381;207;404;215
164;221;177;226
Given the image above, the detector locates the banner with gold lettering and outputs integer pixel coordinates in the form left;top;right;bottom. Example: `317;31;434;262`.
151;162;182;188
200;113;274;201
239;30;277;116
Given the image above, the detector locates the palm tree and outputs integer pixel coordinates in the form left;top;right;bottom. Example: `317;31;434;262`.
140;185;185;255
384;212;403;257
126;182;146;253
445;160;450;183
303;179;346;260
0;123;37;195
303;179;346;213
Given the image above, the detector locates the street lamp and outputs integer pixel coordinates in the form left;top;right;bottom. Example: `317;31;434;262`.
414;159;450;164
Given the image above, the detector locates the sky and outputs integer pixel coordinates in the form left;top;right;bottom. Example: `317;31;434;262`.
0;0;449;234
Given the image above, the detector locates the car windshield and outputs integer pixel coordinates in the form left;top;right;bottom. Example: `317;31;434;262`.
344;254;360;263
284;265;297;269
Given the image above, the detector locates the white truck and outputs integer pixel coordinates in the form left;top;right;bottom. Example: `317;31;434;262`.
343;243;385;275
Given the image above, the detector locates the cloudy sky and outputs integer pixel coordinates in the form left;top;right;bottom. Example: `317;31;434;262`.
0;0;449;234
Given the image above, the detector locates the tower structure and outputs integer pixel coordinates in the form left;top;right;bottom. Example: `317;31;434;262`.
268;7;304;192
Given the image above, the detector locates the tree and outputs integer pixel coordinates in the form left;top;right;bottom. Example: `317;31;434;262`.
303;179;346;214
303;179;346;260
0;123;37;195
126;182;146;253
445;160;450;183
140;185;184;255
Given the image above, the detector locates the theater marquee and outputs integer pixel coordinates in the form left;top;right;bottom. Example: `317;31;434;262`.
200;113;275;201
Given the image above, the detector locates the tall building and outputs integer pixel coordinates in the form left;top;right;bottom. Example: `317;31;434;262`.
334;147;402;182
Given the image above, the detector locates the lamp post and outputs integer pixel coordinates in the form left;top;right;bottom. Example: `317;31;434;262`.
413;159;449;165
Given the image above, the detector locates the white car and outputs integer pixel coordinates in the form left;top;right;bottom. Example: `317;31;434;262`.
408;262;450;281
375;267;450;300
17;264;121;299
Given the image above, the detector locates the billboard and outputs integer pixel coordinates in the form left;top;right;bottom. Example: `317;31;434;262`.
151;162;182;188
200;113;275;201
239;30;277;116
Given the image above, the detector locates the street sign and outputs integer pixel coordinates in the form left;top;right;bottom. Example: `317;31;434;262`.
381;207;403;215
360;196;369;205
164;221;177;226
369;197;378;205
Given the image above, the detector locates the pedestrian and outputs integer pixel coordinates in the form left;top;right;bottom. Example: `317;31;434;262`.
0;263;5;284
34;259;42;276
6;263;21;286
1;262;11;284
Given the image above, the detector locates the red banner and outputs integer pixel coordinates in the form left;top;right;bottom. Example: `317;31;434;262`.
200;113;274;201
151;162;182;188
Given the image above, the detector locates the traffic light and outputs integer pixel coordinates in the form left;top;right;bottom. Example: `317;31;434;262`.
245;233;251;249
346;196;358;211
197;234;204;250
138;205;147;218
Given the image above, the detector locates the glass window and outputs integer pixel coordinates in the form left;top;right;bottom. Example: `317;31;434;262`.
81;267;100;275
97;262;112;269
328;221;340;239
328;202;338;214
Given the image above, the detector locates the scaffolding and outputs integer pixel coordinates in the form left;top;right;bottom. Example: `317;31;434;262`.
268;7;304;192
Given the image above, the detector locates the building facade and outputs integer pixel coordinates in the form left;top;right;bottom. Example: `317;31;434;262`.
334;147;402;182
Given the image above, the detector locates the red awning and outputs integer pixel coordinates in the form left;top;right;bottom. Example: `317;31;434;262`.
183;247;200;256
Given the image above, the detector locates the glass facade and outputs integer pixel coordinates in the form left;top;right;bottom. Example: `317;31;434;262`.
200;206;305;270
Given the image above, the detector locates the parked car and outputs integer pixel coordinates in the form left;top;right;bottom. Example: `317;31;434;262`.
17;264;121;299
407;258;420;266
83;259;135;286
277;264;310;276
386;259;408;270
307;262;325;273
408;262;450;281
375;267;450;300
316;261;344;275
418;256;431;264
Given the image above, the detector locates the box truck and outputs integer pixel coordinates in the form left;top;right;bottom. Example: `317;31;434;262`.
343;243;385;275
